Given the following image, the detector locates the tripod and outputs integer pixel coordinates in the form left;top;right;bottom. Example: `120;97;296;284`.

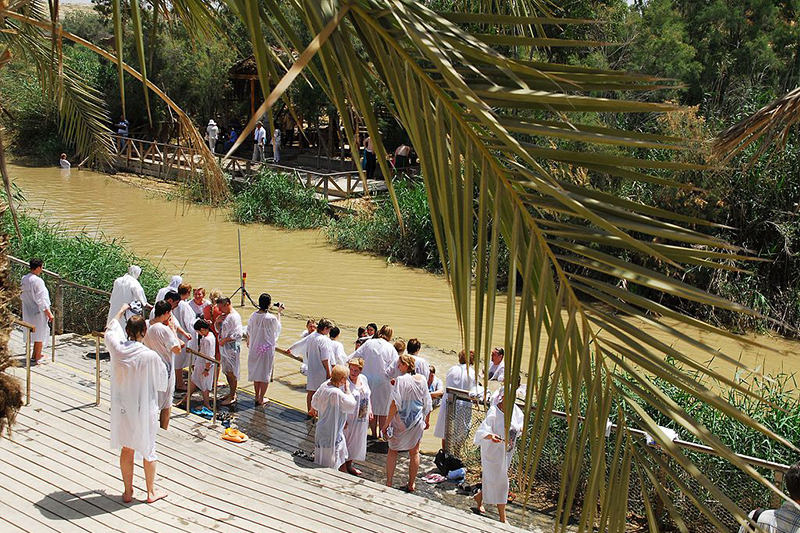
230;229;259;309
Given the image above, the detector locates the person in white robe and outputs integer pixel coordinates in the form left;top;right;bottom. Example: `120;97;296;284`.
171;284;197;392
473;390;524;523
107;265;148;331
188;287;210;318
143;300;183;430
20;259;53;363
153;275;182;309
105;304;168;504
407;338;430;381
206;119;219;152
383;354;432;492
188;319;216;409
287;318;334;417
329;327;348;367
487;347;505;382
342;357;371;476
433;349;480;451
301;319;316;338
247;293;283;406
350;325;398;437
310;366;357;470
215;297;243;405
427;365;444;408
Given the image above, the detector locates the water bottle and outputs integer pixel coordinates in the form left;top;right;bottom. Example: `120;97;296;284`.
447;467;466;480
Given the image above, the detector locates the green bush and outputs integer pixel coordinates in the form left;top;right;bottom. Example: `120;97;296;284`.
231;169;330;229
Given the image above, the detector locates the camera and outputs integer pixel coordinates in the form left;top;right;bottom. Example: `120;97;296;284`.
273;302;285;309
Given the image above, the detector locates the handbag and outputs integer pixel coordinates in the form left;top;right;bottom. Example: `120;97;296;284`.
434;449;464;476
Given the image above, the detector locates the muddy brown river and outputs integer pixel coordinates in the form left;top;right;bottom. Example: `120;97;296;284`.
9;165;799;449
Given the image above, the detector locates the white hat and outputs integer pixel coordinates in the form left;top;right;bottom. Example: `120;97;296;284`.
208;119;216;126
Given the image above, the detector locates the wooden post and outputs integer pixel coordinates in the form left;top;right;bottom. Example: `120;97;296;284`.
250;78;256;118
771;470;785;508
323;177;329;200
51;318;56;362
186;351;194;416
54;277;63;334
25;328;31;406
95;336;101;406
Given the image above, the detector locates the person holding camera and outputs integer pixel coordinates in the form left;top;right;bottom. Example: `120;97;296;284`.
247;293;283;406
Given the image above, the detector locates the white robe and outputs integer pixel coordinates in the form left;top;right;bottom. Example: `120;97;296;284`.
247;311;281;383
428;375;444;408
474;403;524;505
107;266;147;330
413;355;430;381
219;310;243;379
105;318;167;461
352;338;398;416
143;321;180;410
288;331;332;391
488;361;505;382
173;300;197;369
330;340;348;367
388;373;432;452
433;363;477;439
154;275;182;303
343;374;371;462
188;298;209;319
191;332;216;392
311;381;357;469
20;273;51;344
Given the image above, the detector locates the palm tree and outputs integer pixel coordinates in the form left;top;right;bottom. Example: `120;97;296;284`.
1;0;794;530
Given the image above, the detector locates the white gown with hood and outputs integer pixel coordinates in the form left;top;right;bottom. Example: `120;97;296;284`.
20;272;51;344
107;266;148;330
343;374;371;462
474;400;524;505
311;381;357;469
247;311;281;383
105;318;167;461
433;363;478;439
172;299;198;369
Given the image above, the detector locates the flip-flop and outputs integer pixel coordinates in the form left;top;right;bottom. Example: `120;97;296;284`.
424;473;447;484
471;507;484;516
222;428;248;443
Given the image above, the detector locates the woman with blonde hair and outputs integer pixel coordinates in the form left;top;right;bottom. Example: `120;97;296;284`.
342;357;372;476
383;353;432;492
311;365;357;469
351;325;398;438
433;349;479;451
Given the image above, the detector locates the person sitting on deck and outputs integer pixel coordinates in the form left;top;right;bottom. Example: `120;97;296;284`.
105;304;168;504
739;462;800;533
311;365;357;470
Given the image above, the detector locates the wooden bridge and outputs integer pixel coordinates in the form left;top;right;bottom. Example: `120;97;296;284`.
111;135;388;200
1;328;559;533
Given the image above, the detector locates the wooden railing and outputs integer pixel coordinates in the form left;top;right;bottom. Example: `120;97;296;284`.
110;134;379;200
13;318;35;406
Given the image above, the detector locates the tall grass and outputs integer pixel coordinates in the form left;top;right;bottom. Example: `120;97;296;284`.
231;169;329;229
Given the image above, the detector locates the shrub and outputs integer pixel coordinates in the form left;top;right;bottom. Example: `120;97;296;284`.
231;169;329;229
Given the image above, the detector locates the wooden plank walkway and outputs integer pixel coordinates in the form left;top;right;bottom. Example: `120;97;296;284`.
1;330;550;532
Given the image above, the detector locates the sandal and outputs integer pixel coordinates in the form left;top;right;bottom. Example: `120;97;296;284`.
471;507;484;515
221;428;248;443
291;449;314;461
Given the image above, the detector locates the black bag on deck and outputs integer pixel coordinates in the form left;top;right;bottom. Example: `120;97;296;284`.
434;449;464;476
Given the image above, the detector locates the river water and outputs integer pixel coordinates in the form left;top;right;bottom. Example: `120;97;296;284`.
10;165;800;430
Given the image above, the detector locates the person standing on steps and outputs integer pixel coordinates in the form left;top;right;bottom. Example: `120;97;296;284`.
172;284;197;394
20;258;53;364
286;318;334;418
247;293;283;406
143;300;183;430
216;297;243;406
252;121;266;162
105;304;168;504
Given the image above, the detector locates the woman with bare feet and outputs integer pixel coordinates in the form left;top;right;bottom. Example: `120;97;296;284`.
342;357;371;476
247;293;283;406
383;354;432;493
105;304;168;504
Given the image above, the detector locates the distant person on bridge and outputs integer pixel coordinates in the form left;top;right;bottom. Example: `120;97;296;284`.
116;115;129;152
272;127;282;163
363;135;377;179
394;143;412;172
246;293;283;406
20;258;53;364
252;121;266;162
107;265;148;332
105;304;168;504
206;119;219;153
216;297;243;406
225;127;237;152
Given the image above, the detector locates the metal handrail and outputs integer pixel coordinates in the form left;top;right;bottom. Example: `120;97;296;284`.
185;346;221;427
445;386;791;477
13;318;35;406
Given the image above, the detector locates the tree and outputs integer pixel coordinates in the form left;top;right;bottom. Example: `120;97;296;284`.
1;1;793;530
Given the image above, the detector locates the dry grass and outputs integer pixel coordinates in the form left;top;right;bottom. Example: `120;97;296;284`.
0;228;23;438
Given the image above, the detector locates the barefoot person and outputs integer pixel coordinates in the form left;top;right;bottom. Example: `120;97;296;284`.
188;319;215;409
287;318;334;417
105;304;168;504
342;357;371;476
247;293;283;406
143;300;183;430
383;354;432;492
20;259;53;364
216;297;243;405
172;284;197;393
352;325;398;438
311;365;357;469
472;389;524;523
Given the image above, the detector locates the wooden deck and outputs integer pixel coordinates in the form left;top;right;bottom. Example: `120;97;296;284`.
1;330;549;533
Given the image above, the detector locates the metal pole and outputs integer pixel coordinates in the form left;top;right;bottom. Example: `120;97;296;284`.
211;361;218;428
54;278;64;334
95;336;101;406
25;328;31;406
237;229;244;308
186;351;194;416
51;319;56;362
